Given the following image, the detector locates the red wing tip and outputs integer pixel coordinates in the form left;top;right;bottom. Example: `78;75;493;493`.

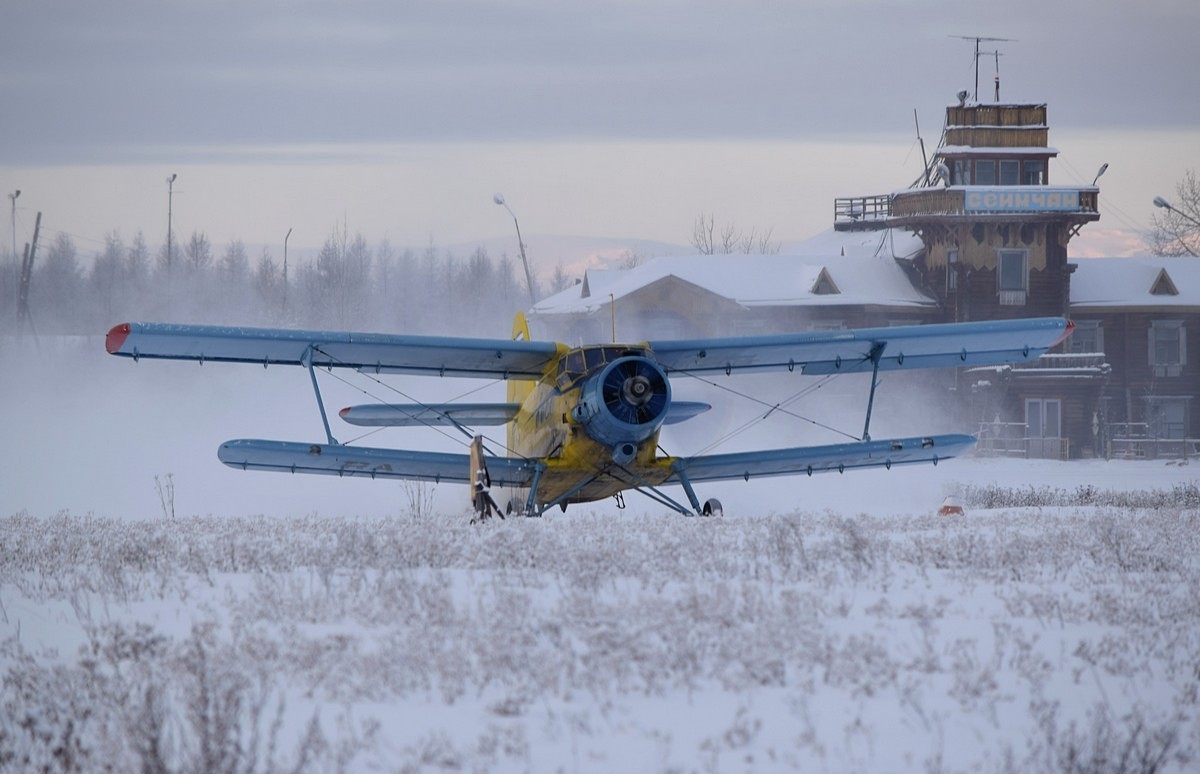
339;407;350;417
1051;319;1076;348
105;323;132;354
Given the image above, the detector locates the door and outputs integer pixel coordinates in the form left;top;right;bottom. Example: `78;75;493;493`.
1025;398;1062;458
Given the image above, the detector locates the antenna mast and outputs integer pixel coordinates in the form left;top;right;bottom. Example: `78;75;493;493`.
951;35;1016;102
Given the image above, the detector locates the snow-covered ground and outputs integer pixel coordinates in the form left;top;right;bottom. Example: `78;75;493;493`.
2;338;1198;771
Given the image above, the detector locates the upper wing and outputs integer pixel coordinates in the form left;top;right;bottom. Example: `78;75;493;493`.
666;434;975;484
218;439;539;486
646;317;1071;376
105;322;562;380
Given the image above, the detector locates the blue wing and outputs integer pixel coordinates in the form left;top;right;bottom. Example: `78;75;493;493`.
218;439;539;485
667;434;975;483
106;322;561;379
646;317;1071;375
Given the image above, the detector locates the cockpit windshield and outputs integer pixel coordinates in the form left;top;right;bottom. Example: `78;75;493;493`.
556;346;645;389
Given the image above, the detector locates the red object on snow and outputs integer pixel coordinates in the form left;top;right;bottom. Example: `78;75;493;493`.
938;496;965;516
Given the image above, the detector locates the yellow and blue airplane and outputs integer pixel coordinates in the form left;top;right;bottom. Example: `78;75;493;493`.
105;314;1072;518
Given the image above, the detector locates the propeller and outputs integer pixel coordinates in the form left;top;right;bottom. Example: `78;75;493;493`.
601;358;668;425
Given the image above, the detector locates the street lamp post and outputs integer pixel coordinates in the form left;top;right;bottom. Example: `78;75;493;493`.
166;174;177;277
493;193;536;306
283;227;292;317
1153;196;1200;256
1154;196;1200;227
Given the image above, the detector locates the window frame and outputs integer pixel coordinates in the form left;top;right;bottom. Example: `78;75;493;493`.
1149;320;1186;368
999;159;1020;185
997;248;1028;305
1069;320;1103;354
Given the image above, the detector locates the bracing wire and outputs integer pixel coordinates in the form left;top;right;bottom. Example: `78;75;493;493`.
671;365;865;458
309;345;527;461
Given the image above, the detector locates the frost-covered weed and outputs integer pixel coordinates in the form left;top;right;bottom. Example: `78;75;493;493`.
1;503;1198;771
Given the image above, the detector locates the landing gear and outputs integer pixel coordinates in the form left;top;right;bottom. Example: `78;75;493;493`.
702;498;724;517
469;435;502;523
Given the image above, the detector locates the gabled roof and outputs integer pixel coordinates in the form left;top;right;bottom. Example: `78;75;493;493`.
532;236;935;317
1071;257;1200;308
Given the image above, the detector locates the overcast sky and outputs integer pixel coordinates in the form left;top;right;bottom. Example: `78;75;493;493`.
2;1;1198;268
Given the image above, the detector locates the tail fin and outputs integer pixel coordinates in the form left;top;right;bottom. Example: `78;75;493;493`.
507;313;536;449
511;311;531;342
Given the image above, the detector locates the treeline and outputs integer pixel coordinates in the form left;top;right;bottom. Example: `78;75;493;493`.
1;225;540;337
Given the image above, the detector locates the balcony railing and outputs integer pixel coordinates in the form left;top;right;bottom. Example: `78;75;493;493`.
834;186;1100;230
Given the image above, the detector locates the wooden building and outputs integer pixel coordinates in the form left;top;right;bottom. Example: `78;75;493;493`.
532;99;1198;459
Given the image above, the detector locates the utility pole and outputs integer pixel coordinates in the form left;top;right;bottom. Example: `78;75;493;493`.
17;211;42;337
8;189;18;259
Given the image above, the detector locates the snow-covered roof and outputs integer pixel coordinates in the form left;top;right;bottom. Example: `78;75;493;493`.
937;145;1059;156
532;230;934;317
1070;257;1200;308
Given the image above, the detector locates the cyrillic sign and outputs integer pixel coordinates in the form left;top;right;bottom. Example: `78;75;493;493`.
965;189;1080;212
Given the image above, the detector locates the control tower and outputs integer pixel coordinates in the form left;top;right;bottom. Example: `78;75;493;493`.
833;100;1100;323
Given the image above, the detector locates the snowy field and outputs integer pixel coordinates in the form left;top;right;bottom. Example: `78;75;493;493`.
2;337;1199;771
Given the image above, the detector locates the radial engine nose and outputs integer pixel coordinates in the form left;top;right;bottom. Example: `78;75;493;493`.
574;356;671;449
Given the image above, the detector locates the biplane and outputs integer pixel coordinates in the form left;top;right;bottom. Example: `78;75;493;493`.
105;314;1072;518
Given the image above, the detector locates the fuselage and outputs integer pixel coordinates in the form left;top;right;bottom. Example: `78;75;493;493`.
502;344;675;510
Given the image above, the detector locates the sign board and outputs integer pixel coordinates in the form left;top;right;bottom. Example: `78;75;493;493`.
965;189;1080;212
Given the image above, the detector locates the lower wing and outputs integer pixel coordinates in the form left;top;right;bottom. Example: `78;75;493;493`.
666;434;974;483
218;439;539;486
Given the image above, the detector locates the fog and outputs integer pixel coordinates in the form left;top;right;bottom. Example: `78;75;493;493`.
2;332;1024;523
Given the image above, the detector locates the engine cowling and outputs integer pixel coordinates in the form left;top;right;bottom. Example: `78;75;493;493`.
572;356;671;455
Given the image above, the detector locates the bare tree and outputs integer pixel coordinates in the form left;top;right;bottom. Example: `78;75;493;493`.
1149;170;1200;257
690;212;780;255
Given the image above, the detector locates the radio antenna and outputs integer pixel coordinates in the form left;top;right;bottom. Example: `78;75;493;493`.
951;35;1017;102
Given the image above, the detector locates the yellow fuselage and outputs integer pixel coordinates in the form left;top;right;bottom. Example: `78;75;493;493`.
502;346;674;511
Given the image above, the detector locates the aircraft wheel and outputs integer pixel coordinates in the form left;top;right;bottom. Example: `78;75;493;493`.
506;500;514;516
702;498;724;517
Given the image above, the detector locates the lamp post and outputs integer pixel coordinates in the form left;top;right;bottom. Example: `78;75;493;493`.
283;227;292;317
8;189;18;259
1154;196;1200;227
166;174;177;277
493;193;535;306
1153;196;1200;256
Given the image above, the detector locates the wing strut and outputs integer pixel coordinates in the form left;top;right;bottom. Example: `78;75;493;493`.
670;461;704;516
613;462;694;516
861;342;885;442
524;462;548;516
303;346;339;446
537;472;601;516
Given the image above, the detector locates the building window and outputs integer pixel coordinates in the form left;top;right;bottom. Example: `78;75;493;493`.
947;249;958;291
1145;397;1189;440
1023;160;1045;185
975;160;996;186
997;249;1028;305
1069;320;1103;354
953;160;970;185
1149;320;1186;375
1000;160;1020;185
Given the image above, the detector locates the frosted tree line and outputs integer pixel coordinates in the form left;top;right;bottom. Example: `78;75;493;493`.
1;224;538;337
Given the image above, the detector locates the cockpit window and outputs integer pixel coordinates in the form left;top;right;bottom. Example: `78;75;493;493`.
556;346;646;389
